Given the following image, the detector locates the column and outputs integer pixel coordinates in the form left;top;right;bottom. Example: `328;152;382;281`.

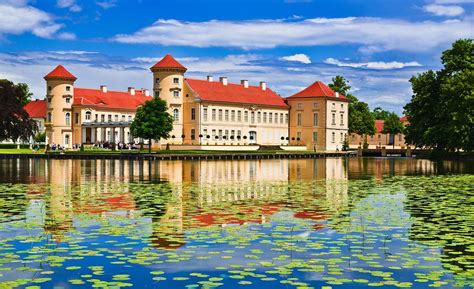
102;127;106;142
82;127;86;144
120;127;125;143
91;127;96;143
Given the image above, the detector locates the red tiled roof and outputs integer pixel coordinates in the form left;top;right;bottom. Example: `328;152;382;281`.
150;54;187;71
186;78;288;107
375;119;385;133
286;80;348;101
400;116;409;122
24;99;46;118
73;88;152;110
44;65;77;81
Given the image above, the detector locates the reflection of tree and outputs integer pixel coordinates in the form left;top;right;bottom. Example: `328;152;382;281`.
404;177;474;282
129;182;185;250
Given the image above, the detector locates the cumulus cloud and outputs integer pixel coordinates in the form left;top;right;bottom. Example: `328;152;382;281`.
423;4;465;16
280;54;311;64
0;2;75;39
57;0;82;12
324;58;422;70
112;17;473;52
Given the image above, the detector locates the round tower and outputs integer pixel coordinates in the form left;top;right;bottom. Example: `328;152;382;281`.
44;65;77;148
150;54;187;144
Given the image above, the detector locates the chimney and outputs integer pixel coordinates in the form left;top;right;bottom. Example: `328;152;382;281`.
207;75;214;82
335;92;340;98
241;80;249;88
128;87;135;95
259;81;266;91
142;89;150;96
219;77;228;86
100;85;107;93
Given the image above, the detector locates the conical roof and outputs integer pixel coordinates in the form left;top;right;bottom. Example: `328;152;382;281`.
150;54;187;72
44;65;77;81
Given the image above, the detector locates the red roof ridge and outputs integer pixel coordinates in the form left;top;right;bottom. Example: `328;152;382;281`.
150;54;187;72
287;80;347;100
44;65;77;81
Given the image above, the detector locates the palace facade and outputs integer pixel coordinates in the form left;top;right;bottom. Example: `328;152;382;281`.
27;54;349;151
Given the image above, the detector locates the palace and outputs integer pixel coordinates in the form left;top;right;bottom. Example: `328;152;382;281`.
26;54;349;151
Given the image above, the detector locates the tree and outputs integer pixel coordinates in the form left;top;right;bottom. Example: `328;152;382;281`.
0;79;38;142
34;131;46;143
130;97;173;153
329;76;376;148
371;107;391;121
382;112;404;148
404;39;473;152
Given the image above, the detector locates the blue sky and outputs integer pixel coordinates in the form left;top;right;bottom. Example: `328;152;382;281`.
0;0;473;114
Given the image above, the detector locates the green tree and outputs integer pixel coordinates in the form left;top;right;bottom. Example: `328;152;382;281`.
371;107;391;121
329;76;376;148
130;97;173;153
382;112;404;148
404;39;473;152
0;79;38;142
34;131;46;143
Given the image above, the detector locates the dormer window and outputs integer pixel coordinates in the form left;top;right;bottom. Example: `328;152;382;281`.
173;77;179;84
66;86;71;92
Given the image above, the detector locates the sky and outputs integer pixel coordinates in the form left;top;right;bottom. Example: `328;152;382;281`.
0;0;473;114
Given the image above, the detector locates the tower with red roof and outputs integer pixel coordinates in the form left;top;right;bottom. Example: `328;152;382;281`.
44;65;77;147
150;54;188;144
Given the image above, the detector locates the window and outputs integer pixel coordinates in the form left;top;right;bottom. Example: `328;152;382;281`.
237;130;241;138
263;112;267;123
225;110;229;121
191;108;196;120
237;111;242;122
251;112;255;124
48;86;52;92
155;78;160;84
75;112;79;124
203;129;208;137
269;113;273;123
154;91;160;98
65;112;70;125
332;113;336;125
203;108;208;121
122;115;125;122
128;115;132;121
47;112;52;122
231;130;235;138
313;102;318;108
297;132;302;140
285;114;289;124
297;103;303;109
332;103;335;109
341;103;344;109
48;98;51;103
378;134;381;140
231;110;235;122
218;109;223;121
173;90;179;98
313;132;318;142
173;109;179;121
340;133;344;142
173;77;179;84
191;129;195;139
66;86;70;92
212;129;216;138
280;113;283;124
274;113;278;124
65;135;70;145
297;113;302;126
332;132;336;143
66;97;70;103
108;115;112;122
115;115;118;122
340;113;344;125
212;109;216;121
244;111;249;122
313;113;318;126
218;130;223;139
257;112;261;123
225;130;229;139
101;114;105;122
85;112;91;121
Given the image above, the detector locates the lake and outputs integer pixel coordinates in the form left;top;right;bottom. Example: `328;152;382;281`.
0;157;473;288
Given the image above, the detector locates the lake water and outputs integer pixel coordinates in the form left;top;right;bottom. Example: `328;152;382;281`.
0;157;473;289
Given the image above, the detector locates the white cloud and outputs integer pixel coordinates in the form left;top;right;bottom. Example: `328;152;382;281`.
57;0;82;12
433;0;473;3
112;17;473;53
324;58;422;70
96;0;117;9
0;3;75;39
423;4;465;16
280;54;311;64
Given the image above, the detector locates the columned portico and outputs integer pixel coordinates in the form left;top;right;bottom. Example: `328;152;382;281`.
81;121;133;144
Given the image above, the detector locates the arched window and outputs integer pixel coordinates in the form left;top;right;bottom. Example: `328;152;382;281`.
173;109;179;121
85;111;91;121
65;112;70;125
